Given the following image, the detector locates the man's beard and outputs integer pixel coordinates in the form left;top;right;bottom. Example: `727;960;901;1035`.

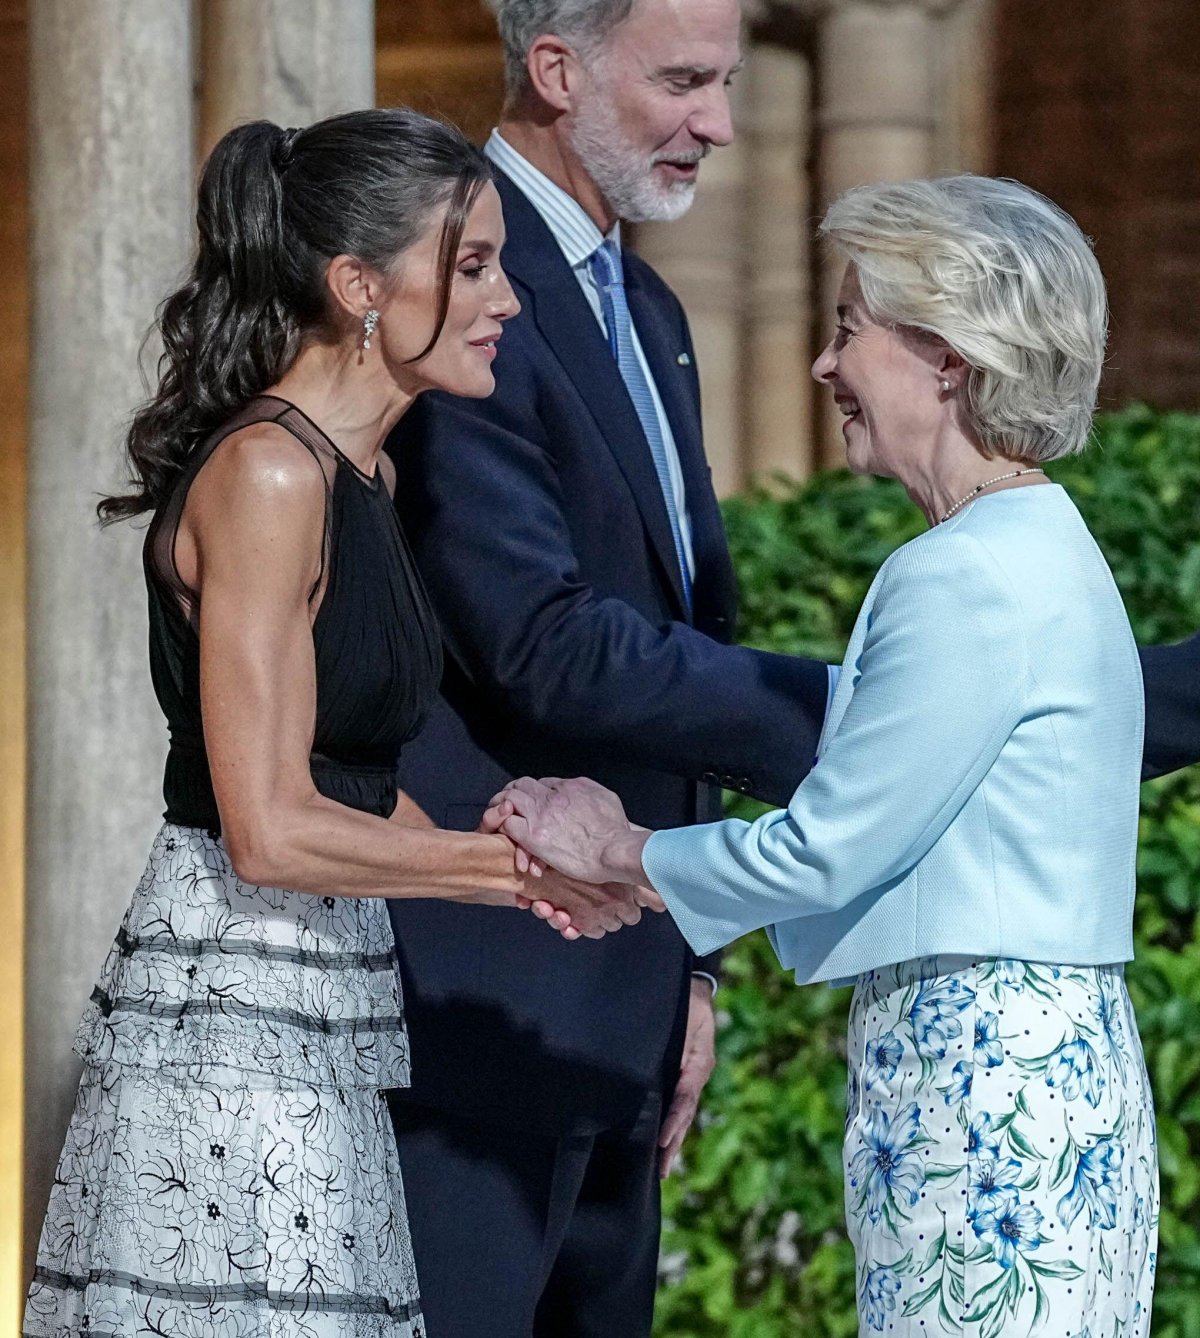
568;82;708;224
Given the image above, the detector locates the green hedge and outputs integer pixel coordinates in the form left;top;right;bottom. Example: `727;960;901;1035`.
655;406;1200;1337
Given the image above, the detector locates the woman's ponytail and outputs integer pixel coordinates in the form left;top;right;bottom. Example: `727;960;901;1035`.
100;122;308;523
99;107;488;525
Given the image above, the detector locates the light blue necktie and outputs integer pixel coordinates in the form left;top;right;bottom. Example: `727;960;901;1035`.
588;239;692;612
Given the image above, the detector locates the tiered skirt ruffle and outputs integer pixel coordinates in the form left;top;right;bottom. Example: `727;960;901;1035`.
24;823;424;1338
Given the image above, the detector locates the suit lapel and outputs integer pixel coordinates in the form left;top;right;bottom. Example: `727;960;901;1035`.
495;173;691;618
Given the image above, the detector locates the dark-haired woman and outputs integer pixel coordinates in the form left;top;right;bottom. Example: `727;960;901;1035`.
23;109;638;1338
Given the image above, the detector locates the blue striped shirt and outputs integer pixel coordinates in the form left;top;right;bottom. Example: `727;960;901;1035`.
485;130;695;578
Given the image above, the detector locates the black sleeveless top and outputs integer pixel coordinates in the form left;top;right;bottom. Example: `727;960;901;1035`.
144;396;443;834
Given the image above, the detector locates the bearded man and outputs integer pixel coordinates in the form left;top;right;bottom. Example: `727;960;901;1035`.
384;2;830;1333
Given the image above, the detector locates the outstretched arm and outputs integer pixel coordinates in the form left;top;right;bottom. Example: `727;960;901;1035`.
179;424;528;905
390;391;829;809
497;536;1029;955
640;537;1028;954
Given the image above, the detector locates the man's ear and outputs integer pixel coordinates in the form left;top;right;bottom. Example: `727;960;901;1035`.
324;254;384;325
526;34;586;114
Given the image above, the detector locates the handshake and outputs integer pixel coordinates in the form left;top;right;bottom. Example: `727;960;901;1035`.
483;777;664;940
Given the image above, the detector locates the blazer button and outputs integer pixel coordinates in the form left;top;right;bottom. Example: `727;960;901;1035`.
735;776;753;794
700;771;719;786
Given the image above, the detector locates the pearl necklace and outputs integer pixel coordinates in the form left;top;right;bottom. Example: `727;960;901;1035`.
937;468;1045;524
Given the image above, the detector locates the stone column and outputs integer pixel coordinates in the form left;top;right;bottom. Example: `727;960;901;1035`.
633;77;750;498
25;0;194;1263
200;0;375;157
743;40;815;484
814;0;961;461
0;0;28;1314
934;0;997;174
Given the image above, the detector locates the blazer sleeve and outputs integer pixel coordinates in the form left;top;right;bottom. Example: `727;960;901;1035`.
389;386;829;809
641;532;1029;956
1140;633;1200;780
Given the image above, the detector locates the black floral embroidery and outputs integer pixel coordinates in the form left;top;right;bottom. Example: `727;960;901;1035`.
25;824;423;1337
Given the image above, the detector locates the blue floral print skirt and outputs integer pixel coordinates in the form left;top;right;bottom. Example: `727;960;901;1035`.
845;956;1157;1338
23;823;424;1338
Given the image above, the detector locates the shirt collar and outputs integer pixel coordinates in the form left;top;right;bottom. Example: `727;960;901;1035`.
485;129;620;271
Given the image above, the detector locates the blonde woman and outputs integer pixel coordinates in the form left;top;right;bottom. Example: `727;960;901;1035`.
491;176;1159;1337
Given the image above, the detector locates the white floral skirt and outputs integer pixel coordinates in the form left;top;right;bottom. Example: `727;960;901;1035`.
845;956;1158;1338
23;823;424;1338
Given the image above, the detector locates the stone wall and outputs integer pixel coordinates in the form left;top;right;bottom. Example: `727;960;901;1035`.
996;0;1200;412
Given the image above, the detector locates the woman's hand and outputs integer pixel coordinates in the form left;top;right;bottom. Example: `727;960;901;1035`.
485;777;650;886
526;869;650;939
525;876;665;940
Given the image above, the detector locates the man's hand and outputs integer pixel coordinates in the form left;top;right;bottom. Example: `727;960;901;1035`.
480;796;660;939
477;797;511;835
659;976;717;1178
485;776;648;885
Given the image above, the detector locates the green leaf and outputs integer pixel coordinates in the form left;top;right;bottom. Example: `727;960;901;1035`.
901;1277;942;1317
914;1231;945;1278
1004;1265;1023;1313
1048;1141;1075;1191
1030;1271;1049;1333
1006;1124;1042;1160
1100;1236;1113;1282
963;1267;1011;1319
1027;1258;1085;1281
981;1295;1011;1338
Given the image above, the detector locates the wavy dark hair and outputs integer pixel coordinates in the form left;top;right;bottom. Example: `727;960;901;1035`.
99;108;491;524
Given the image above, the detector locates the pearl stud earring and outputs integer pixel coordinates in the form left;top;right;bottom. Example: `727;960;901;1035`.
362;309;380;351
940;379;951;393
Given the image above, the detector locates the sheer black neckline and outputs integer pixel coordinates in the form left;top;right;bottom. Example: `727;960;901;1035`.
255;394;382;491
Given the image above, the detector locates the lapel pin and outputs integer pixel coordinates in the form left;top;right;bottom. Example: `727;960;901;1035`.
676;352;691;366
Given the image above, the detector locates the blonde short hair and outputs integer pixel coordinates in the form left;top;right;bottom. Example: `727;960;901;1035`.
819;175;1108;462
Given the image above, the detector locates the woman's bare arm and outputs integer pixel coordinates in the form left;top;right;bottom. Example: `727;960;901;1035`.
178;424;524;904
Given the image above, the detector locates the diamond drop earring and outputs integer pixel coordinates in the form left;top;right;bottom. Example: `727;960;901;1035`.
362;309;380;351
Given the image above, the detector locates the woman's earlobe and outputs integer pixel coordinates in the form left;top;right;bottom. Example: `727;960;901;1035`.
937;347;969;390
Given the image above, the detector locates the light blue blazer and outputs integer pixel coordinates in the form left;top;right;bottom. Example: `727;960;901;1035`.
643;485;1144;985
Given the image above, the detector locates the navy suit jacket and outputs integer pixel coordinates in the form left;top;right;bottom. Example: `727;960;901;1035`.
385;171;828;1134
1142;634;1200;780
